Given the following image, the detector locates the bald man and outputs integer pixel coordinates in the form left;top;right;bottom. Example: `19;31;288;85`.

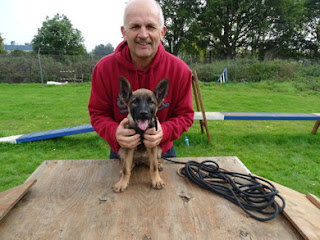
88;0;194;158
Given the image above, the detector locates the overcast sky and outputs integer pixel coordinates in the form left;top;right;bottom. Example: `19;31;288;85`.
0;0;128;52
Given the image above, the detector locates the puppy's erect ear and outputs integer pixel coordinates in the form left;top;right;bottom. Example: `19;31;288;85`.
154;78;169;105
119;76;132;105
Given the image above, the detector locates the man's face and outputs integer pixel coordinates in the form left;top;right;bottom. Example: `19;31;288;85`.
121;2;166;67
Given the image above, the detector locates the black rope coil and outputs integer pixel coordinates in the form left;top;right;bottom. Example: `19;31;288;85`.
164;158;285;222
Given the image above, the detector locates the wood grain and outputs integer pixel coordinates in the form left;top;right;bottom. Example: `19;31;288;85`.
0;157;302;240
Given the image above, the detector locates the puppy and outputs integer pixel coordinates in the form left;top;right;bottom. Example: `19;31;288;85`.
112;76;169;192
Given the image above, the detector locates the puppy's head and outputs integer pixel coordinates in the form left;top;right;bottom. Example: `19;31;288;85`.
119;76;169;131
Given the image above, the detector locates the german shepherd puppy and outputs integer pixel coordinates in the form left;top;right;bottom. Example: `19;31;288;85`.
112;76;169;192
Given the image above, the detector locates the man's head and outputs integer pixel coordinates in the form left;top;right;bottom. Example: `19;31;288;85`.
121;0;166;69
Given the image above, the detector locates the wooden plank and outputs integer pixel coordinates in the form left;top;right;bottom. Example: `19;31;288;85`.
222;112;320;121
194;112;224;120
0;134;23;144
0;179;37;221
306;193;320;209
16;124;94;143
253;177;320;240
194;112;320;121
0;158;302;239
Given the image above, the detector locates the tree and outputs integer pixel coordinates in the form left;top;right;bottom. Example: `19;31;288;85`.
196;0;274;59
0;34;7;54
302;0;320;58
156;0;203;56
189;0;307;60
156;0;317;60
32;14;86;55
92;43;114;56
259;0;305;59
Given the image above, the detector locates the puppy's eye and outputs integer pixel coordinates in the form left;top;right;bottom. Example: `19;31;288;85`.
131;98;139;105
148;98;155;105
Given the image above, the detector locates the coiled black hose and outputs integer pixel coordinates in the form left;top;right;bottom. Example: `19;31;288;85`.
163;158;285;222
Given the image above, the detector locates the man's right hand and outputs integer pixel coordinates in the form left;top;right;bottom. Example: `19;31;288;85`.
115;118;141;149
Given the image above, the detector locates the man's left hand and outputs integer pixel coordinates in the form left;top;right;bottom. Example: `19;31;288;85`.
143;120;163;148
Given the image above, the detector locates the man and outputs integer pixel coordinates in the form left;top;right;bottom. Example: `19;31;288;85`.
88;0;194;158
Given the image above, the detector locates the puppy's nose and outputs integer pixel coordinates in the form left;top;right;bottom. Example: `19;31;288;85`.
139;110;148;118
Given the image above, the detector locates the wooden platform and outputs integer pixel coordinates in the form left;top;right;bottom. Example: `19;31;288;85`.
0;157;305;239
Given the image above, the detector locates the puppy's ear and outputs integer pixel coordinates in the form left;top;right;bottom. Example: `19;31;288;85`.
154;78;169;104
119;76;132;105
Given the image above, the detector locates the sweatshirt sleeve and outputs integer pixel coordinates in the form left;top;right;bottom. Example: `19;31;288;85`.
160;68;194;146
88;64;121;153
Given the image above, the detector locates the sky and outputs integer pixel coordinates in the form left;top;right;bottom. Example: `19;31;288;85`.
0;0;128;52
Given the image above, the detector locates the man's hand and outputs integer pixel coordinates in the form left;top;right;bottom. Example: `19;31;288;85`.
143;120;163;148
116;118;141;149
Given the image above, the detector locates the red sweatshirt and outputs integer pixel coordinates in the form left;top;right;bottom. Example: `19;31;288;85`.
88;41;194;154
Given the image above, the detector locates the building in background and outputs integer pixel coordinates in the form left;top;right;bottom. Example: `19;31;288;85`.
4;41;33;52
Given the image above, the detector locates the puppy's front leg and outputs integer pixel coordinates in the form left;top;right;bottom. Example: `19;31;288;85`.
112;148;134;192
147;147;165;189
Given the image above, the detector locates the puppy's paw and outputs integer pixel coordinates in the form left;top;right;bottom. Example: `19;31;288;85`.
112;180;129;193
151;178;165;190
158;163;163;172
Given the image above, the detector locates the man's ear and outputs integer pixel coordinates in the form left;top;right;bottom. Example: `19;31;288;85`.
160;26;167;42
119;76;132;104
121;26;127;41
154;78;169;105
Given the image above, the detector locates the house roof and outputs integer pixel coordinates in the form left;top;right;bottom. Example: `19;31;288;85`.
4;44;33;51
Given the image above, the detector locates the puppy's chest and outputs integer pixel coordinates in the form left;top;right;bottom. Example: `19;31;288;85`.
133;145;149;163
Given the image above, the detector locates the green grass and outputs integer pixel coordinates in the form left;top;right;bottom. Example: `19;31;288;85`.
0;82;319;197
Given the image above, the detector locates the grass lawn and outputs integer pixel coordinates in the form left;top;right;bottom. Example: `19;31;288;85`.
0;82;319;197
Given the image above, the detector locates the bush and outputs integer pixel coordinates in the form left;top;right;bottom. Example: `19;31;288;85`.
191;59;319;92
191;60;235;82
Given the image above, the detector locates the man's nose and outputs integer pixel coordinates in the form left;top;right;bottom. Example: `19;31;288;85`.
138;26;149;39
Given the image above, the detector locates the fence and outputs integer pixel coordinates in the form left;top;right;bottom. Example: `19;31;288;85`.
0;54;101;83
